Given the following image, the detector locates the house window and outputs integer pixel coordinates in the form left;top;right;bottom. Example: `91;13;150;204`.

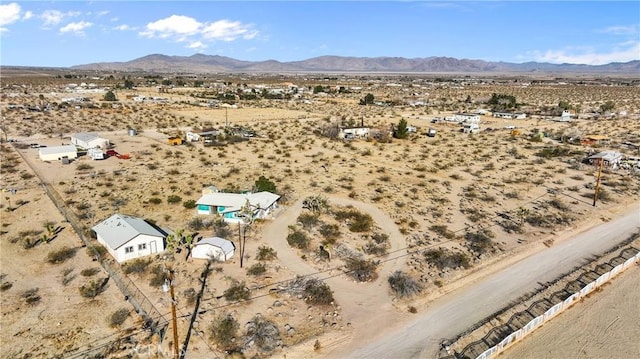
138;243;147;251
125;246;134;253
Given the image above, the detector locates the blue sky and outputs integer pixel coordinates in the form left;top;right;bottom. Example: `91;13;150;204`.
1;1;638;67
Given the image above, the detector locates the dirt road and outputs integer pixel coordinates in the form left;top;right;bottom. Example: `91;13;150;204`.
331;205;640;359
260;195;407;350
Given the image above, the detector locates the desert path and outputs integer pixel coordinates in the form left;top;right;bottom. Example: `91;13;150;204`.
330;204;640;359
260;195;407;349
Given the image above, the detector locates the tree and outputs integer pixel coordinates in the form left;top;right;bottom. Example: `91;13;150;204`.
313;85;325;94
359;93;375;105
123;79;134;89
103;91;117;101
254;175;276;193
600;101;615;113
393;118;409;139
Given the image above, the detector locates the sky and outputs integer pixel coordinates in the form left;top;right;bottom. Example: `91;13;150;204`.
0;1;638;67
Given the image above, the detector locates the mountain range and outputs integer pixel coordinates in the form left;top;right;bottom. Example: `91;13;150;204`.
71;54;640;74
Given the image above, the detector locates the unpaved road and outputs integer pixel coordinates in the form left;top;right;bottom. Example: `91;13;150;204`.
261;195;407;348
328;205;640;359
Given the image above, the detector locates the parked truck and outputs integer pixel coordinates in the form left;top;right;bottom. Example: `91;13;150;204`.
426;128;437;137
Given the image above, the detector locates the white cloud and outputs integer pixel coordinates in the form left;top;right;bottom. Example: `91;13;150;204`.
0;2;22;31
40;10;81;28
23;11;33;20
140;15;258;45
59;21;92;36
201;19;256;41
140;15;202;38
188;41;207;50
599;25;638;36
529;41;640;65
113;24;131;31
41;10;64;27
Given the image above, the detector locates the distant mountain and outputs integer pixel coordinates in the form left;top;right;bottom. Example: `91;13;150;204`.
71;54;640;74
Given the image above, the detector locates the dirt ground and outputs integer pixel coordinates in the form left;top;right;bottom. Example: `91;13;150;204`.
502;265;640;359
1;75;640;358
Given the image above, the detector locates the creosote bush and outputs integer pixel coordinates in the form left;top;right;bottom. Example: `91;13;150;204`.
223;281;251;302
424;248;471;270
244;314;281;352
344;257;378;282
209;314;240;351
256;246;277;261
247;263;267;276
287;228;309;249
109;308;130;328
123;258;151;274
388;270;423;298
47;246;77;264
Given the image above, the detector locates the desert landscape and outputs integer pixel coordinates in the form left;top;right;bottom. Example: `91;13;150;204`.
1;68;639;359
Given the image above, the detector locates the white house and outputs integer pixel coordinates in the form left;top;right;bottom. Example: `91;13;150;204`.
191;237;235;261
454;113;481;123
339;126;370;140
588;151;624;169
196;191;280;223
462;123;480;134
91;214;168;263
551;110;574;122
186;131;201;142
39;145;78;162
71;132;110;149
493;112;527;120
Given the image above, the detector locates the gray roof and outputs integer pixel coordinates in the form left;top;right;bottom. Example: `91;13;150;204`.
195;237;235;255
72;132;102;142
92;214;167;250
39;145;77;156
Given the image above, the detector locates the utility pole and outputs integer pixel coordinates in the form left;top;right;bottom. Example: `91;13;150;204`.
593;158;604;207
164;269;179;358
238;223;243;268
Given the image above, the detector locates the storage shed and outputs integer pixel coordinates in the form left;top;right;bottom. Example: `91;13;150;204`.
192;237;235;261
39;145;78;162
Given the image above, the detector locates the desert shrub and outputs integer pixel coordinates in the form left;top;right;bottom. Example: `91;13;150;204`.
212;218;231;237
526;212;575;228
76;163;93;171
22;288;41;305
424;248;471;270
363;240;389;256
79;278;108;298
123;258;151;274
303;278;334;305
183;199;197;209
223;281;250;302
209;314;240;351
148;197;162;205
256;246;277;261
287;228;309;249
344;257;378;282
244;314;280;352
247;263;266;276
388;270;423;298
429;225;456;239
548;198;570;211
183;288;197;306
464;229;495;254
499;219;525;234
108;308;130;328
86;244;107;258
81;268;100;277
319;223;341;243
47;246;77;264
333;208;373;232
1;281;12;291
149;265;165;287
167;195;182;204
297;212;320;230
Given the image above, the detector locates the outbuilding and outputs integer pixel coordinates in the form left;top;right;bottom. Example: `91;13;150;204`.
39;145;78;162
191;237;235;261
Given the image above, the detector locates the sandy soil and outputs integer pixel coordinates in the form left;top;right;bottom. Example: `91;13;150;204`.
1;74;639;358
502;265;640;359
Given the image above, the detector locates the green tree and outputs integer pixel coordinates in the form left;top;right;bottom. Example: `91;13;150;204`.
393;118;409;139
123;79;134;89
254;175;276;193
313;85;325;94
600;101;615;113
103;91;117;101
558;100;571;110
359;93;375;105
